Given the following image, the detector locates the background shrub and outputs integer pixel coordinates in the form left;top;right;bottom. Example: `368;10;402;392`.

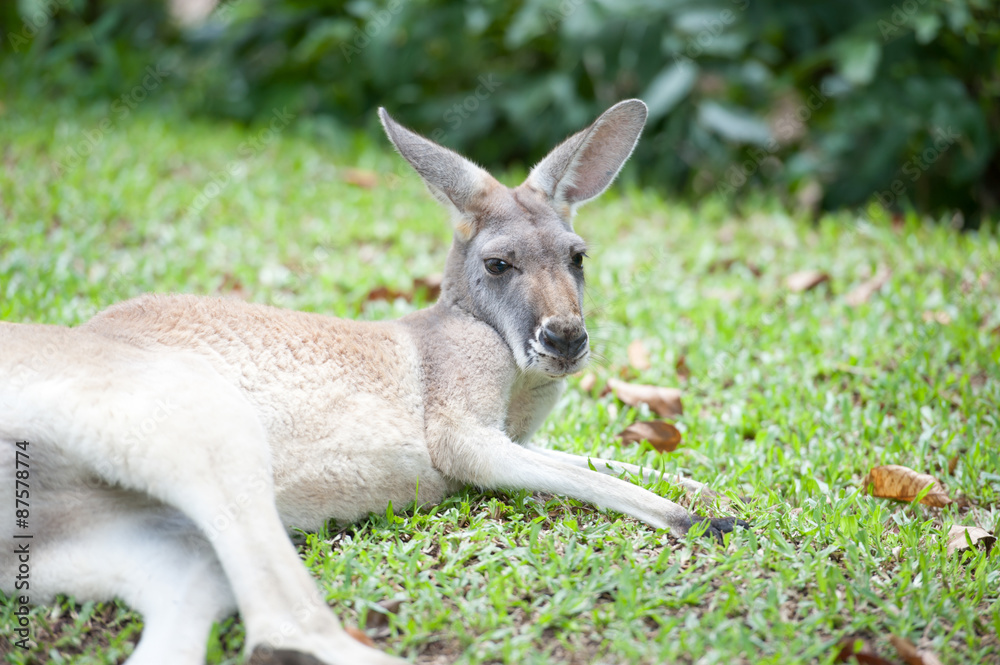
2;0;998;220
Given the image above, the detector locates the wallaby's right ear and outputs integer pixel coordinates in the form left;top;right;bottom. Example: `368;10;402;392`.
379;108;498;240
525;99;647;217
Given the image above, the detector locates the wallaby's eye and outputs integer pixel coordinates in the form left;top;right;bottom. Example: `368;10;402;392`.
484;258;511;275
571;252;586;268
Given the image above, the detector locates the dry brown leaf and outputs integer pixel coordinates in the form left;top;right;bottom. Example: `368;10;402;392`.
579;373;598;393
675;354;691;382
342;168;378;188
888;636;944;665
708;257;761;276
219;273;248;299
922;310;952;325
367;275;442;304
607;378;683;418
413;274;443;301
365;598;405;637
916;648;942;665
617;420;681;453
889;636;924;665
845;265;892;306
627;339;651;372
365;285;408;303
862;465;952;507
947;454;959;475
916;652;943;665
786;269;830;292
835;637;895;665
344;625;375;647
708;257;738;273
946;525;996;556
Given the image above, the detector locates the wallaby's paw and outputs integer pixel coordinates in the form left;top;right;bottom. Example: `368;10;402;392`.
690;516;751;544
248;648;325;665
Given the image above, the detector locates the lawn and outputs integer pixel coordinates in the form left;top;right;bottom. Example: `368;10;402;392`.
1;96;998;665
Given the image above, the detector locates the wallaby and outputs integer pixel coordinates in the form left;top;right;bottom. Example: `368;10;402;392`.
1;99;745;665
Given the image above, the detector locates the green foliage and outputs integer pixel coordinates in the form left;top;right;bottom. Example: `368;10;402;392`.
2;0;998;218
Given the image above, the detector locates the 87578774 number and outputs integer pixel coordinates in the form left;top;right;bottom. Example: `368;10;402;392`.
15;440;30;529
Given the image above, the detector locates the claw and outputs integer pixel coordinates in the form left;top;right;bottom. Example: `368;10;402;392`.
689;516;751;544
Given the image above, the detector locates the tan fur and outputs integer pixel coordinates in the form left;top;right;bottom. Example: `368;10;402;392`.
83;295;457;528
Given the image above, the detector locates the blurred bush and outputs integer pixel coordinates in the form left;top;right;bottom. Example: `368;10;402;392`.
2;0;998;219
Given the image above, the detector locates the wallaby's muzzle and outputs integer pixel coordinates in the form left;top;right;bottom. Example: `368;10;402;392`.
530;315;589;377
538;318;588;360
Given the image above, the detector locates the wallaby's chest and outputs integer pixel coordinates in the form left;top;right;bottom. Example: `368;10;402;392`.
504;374;565;444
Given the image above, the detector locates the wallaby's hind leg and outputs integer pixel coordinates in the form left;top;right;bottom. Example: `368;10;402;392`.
26;490;235;665
2;327;407;664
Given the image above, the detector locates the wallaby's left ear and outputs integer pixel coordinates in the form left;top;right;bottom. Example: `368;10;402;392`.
525;99;647;215
379;108;499;240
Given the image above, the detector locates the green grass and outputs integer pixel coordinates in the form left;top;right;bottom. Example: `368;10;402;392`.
1;97;998;665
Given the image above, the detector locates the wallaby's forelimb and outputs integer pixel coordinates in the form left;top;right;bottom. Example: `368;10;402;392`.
525;445;717;497
441;431;696;535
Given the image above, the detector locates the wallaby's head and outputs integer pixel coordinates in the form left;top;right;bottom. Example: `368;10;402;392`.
380;100;647;378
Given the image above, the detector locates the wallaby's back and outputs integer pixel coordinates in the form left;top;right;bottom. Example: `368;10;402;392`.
82;294;455;526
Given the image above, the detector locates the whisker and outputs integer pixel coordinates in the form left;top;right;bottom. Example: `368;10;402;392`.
586;351;612;369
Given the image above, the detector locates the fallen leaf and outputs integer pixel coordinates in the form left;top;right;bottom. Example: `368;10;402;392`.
888;636;944;665
617;420;681;453
845;265;892;306
707;257;760;276
413;273;443;300
862;465;952;507
579;373;598;393
835;637;895;665
365;598;405;637
786;269;830;292
708;257;738;273
607;378;683;418
342;168;378;188
946;525;996;556
344;625;375;647
365;285;408;303
219;272;248;299
947;454;959;475
675;354;691;382
922;310;952;325
366;275;442;303
627;339;651;372
889;636;923;665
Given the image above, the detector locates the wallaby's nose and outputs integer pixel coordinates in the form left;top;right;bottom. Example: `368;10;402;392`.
539;325;588;359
